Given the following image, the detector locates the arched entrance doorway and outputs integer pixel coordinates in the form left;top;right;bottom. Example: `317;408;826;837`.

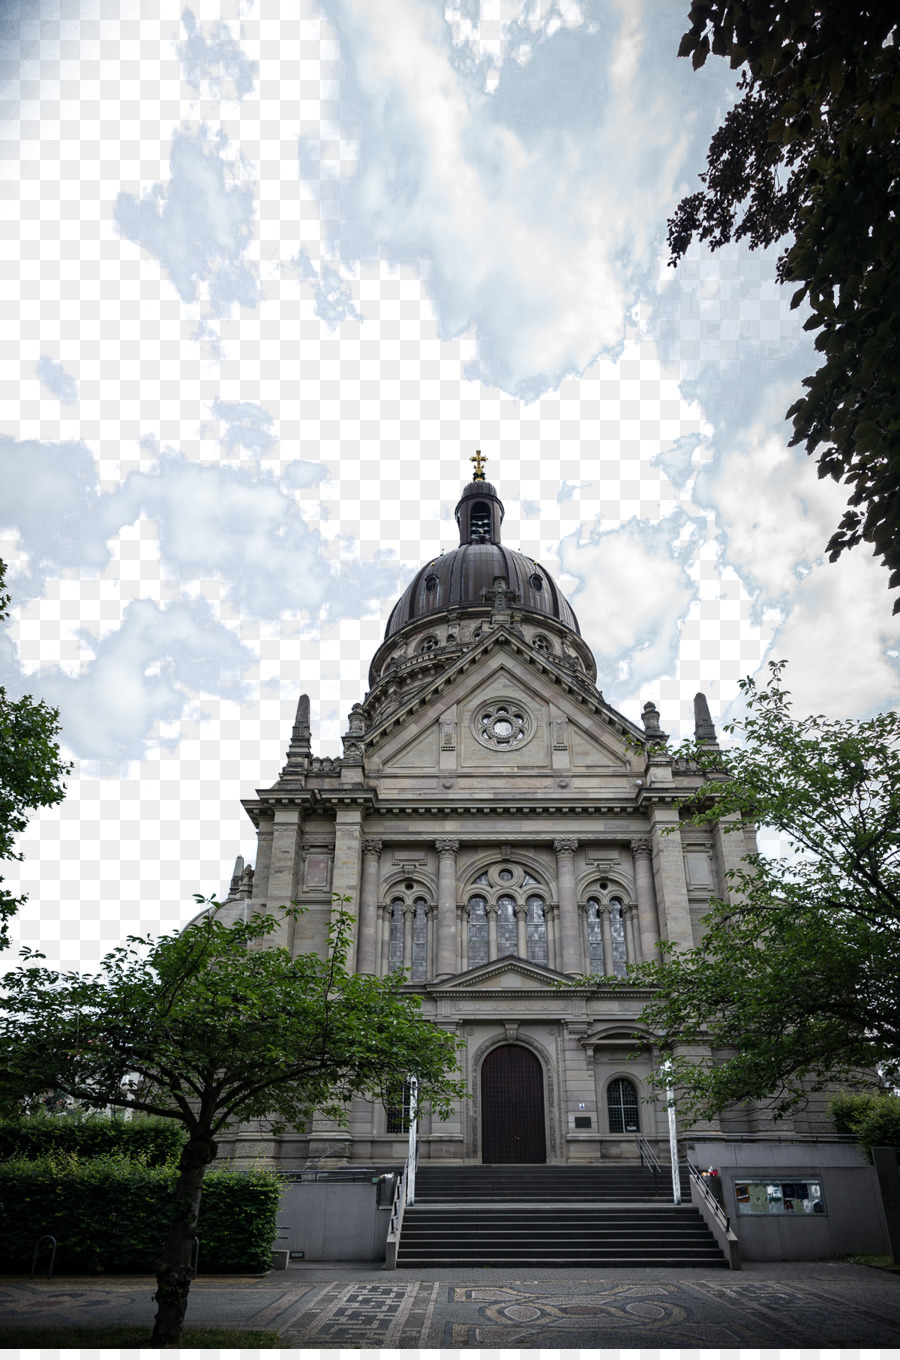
481;1044;547;1164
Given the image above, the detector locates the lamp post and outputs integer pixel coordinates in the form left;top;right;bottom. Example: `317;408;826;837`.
662;1061;681;1205
406;1075;418;1206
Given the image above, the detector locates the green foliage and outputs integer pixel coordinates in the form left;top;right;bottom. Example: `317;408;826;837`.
0;560;72;947
622;662;900;1122
669;2;900;612
0;900;466;1135
831;1092;900;1161
0;1155;280;1275
0;1112;185;1165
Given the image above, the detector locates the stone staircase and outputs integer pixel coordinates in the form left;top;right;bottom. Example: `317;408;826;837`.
395;1164;728;1268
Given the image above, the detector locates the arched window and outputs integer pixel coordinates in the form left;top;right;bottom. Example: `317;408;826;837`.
607;1077;640;1133
468;896;488;968
526;895;547;965
586;896;605;973
497;894;517;956
411;897;428;981
609;896;627;975
470;501;491;538
388;898;404;972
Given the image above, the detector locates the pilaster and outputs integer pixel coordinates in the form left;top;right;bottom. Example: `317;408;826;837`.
554;837;583;974
649;809;693;949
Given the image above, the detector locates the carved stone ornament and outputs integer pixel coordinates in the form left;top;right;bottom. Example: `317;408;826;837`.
362;839;383;858
553;837;579;857
435;838;460;856
630;837;652;860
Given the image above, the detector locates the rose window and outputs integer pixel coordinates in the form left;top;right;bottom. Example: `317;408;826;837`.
477;702;529;747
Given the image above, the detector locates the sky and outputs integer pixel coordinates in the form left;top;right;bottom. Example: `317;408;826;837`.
1;0;899;973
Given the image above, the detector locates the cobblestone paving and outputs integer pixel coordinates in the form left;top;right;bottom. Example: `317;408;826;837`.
3;1267;900;1348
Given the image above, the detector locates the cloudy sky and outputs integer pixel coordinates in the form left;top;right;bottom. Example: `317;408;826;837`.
2;0;899;971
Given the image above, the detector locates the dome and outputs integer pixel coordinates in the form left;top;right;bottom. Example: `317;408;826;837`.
384;542;581;638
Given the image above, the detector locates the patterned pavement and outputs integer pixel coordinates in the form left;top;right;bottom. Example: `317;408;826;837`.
2;1267;900;1348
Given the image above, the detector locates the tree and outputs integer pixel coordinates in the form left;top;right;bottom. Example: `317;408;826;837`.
621;661;900;1124
668;1;900;611
0;560;71;948
0;899;466;1345
831;1090;900;1160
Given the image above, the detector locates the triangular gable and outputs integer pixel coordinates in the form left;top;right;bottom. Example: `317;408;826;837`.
430;953;570;991
366;627;643;769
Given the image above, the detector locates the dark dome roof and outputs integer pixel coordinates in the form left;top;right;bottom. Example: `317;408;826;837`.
384;543;581;639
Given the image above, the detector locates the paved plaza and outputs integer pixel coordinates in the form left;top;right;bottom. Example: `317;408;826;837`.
2;1260;900;1348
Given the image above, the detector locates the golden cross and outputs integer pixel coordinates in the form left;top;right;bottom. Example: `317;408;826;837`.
470;450;487;480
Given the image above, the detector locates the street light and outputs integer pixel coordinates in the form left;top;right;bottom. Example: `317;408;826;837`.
662;1060;681;1206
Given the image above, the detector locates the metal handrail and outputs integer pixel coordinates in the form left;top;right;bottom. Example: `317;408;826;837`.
30;1235;57;1281
687;1160;730;1233
305;1141;347;1167
634;1133;662;1195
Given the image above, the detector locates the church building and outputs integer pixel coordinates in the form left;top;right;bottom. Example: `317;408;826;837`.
216;457;790;1169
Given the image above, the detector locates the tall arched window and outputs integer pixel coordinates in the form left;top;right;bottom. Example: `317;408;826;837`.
468;896;488;967
607;1077;640;1133
586;896;605;973
609;896;627;974
411;897;428;981
526;895;547;964
388;897;404;972
497;894;517;956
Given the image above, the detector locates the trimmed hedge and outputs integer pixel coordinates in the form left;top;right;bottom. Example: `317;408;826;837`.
831;1092;900;1162
0;1155;280;1275
0;1114;185;1166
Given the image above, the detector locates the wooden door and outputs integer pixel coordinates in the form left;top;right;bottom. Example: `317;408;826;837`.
481;1044;547;1163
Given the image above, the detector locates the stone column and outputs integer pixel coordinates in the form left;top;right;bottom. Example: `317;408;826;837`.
265;806;303;950
623;903;640;965
545;903;559;970
648;811;693;949
631;837;662;959
375;902;390;975
426;903;437;979
486;903;499;961
355;839;382;973
402;903;415;973
331;806;364;952
435;837;460;979
600;904;614;977
579;902;591;969
253;811;274;901
515;903;528;959
457;903;469;972
554;838;583;974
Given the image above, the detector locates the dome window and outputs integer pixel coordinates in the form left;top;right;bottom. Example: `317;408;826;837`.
533;634;552;654
419;635;439;653
424;574;438;592
470;502;491;539
530;573;544;590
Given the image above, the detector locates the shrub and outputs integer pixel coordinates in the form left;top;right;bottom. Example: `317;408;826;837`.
0;1155;280;1275
831;1092;900;1162
0;1113;185;1166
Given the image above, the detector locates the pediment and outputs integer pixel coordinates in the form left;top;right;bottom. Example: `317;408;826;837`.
430;954;570;991
370;637;637;773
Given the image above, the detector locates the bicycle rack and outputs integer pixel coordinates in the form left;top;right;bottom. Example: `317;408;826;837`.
30;1234;57;1281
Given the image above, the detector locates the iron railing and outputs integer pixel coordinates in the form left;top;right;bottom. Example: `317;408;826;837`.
634;1133;662;1195
686;1160;730;1234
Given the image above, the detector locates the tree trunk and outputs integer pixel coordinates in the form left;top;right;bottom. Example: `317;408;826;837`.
150;1135;217;1346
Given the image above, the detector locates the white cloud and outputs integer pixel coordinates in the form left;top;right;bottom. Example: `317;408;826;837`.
559;513;696;692
35;356;78;405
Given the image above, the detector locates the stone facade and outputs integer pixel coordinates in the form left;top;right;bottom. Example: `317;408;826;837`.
213;469;822;1169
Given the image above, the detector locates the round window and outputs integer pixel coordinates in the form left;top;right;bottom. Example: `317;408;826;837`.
424;574;438;592
530;573;543;590
475;700;531;748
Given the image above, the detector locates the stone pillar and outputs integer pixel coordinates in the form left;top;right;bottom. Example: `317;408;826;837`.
435;837;460;979
579;902;591;969
546;903;559;969
402;903;415;972
631;837;662;959
355;838;382;974
265;806;303;950
486;903;499;961
457;903;469;972
331;807;364;954
600;904;614;977
713;812;748;909
376;902;390;975
648;810;693;949
515;903;528;959
623;903;640;965
426;903;437;979
253;811;274;901
555;838;583;974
